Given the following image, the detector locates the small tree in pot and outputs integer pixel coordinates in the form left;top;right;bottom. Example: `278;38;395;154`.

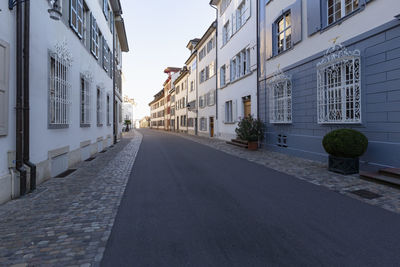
235;115;264;150
322;129;368;175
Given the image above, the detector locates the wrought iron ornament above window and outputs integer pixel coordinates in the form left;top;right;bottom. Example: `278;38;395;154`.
317;43;361;124
268;68;292;124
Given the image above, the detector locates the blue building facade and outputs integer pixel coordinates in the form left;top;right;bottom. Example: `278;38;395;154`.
258;0;400;168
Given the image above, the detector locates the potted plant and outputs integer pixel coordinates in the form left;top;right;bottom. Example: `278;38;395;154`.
322;129;368;175
124;119;131;132
235;115;264;151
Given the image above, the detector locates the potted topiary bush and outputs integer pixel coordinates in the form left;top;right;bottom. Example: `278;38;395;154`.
322;129;368;175
235;115;264;150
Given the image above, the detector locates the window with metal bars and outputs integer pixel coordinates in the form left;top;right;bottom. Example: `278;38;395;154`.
317;45;361;123
268;73;292;124
80;76;90;126
49;53;71;128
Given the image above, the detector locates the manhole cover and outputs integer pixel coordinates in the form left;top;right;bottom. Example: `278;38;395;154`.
85;157;96;162
55;169;77;178
350;189;382;200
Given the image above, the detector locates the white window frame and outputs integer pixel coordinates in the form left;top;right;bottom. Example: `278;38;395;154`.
90;14;99;59
220;65;226;87
70;0;83;38
200;117;207;131
107;93;111;125
222;21;230;46
225;101;233;123
276;12;292;54
268;71;292;124
103;38;109;72
327;0;359;25
97;86;104;126
317;44;361;124
236;1;245;30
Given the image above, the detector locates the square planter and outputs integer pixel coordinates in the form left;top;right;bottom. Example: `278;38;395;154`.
328;155;359;175
248;141;258;151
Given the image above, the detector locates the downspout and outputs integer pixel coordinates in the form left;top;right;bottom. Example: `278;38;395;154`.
16;0;27;196
186;75;188;133
195;53;198;135
209;4;218;122
112;15;117;144
23;0;37;192
256;0;260;119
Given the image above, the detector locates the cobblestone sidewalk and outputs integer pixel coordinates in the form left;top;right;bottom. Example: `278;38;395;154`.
0;130;142;267
163;130;400;214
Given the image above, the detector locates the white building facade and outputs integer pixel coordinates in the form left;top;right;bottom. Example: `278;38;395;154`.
197;23;217;138
211;0;258;141
174;69;189;133
0;0;129;204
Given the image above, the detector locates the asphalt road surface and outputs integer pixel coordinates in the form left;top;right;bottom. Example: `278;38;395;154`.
101;129;400;267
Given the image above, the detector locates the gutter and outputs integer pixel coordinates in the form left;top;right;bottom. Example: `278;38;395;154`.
209;3;218;121
16;0;27;195
256;0;260;119
23;0;37;192
113;14;117;144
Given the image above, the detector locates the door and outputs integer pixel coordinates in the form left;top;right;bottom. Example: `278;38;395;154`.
209;117;214;137
244;99;251;118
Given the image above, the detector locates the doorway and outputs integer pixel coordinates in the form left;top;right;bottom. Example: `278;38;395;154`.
209;117;214;137
243;96;251;118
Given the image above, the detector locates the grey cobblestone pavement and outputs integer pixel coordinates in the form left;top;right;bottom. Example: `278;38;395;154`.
0;130;142;267
163;130;400;214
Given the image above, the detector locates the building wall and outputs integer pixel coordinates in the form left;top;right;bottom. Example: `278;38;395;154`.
197;29;217;137
187;57;198;135
216;0;258;140
0;0;124;204
259;0;400;167
175;74;189;133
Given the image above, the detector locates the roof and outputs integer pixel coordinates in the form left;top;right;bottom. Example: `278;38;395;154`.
110;0;129;52
194;21;217;51
173;68;189;85
185;51;196;65
148;89;164;106
186;38;201;50
210;0;220;5
164;67;181;74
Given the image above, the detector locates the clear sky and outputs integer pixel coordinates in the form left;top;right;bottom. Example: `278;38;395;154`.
120;1;216;120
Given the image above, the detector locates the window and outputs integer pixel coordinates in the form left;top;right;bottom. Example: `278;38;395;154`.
225;101;233;123
200;69;205;83
103;38;109;72
222;21;230;46
103;0;110;21
49;52;71;127
268;72;292;124
199;47;206;61
199;95;205;108
190;81;194;92
70;0;83;38
207;90;216;106
200;118;207;131
107;94;111;125
209;61;215;77
230;48;250;82
317;44;361;123
220;0;232;15
276;12;292;54
236;1;245;30
80;76;90;126
90;13;99;58
328;0;359;25
207;36;215;53
97;87;103;126
188;118;194;127
220;65;226;87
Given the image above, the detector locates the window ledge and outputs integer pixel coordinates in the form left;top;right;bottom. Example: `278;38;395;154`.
224;121;236;125
229;70;254;85
48;124;69;129
270;122;292;125
97;124;103;127
321;8;362;33
80;123;91;128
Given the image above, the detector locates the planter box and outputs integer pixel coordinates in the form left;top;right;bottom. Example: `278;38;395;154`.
328;155;359;175
248;141;258;151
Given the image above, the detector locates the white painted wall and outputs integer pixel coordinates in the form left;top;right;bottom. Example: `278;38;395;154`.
264;0;400;76
175;74;188;131
187;56;197;133
216;0;258;140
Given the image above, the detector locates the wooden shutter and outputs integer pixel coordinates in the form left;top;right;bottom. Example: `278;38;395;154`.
291;0;302;45
307;0;321;36
0;40;9;136
233;100;238;122
265;22;273;59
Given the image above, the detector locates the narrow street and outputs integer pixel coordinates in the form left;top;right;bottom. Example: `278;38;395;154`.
102;129;400;267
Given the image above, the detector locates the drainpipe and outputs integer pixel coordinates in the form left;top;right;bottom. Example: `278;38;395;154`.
210;4;218;122
186;75;188;133
23;0;37;192
112;15;117;144
16;0;27;196
195;53;199;135
256;0;260;119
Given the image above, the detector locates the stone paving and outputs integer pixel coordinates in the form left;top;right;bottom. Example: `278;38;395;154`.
162;130;400;215
0;130;142;267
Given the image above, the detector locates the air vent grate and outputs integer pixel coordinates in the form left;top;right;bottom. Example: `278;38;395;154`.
349;189;382;200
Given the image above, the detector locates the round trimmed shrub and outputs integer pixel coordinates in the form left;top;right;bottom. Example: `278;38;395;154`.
322;129;368;158
235;115;264;142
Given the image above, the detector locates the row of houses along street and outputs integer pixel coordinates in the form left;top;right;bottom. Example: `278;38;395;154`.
0;0;129;204
149;0;400;169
